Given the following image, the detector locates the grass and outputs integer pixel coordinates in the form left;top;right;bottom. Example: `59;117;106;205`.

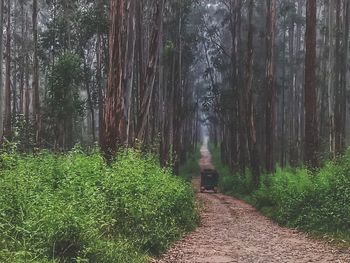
211;145;350;244
0;147;199;262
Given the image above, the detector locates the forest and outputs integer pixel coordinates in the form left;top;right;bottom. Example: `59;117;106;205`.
1;0;350;262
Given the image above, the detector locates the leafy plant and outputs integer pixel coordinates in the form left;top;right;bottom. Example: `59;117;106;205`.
0;148;198;262
212;145;350;242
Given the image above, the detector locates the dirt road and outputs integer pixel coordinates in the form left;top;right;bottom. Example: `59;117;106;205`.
152;143;350;263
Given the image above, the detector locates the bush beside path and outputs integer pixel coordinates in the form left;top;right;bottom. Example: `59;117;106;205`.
0;148;198;262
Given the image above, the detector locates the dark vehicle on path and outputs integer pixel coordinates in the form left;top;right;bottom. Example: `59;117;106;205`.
200;169;219;193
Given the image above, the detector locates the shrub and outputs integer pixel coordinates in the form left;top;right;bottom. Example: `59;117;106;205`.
212;145;350;241
0;148;198;262
210;145;255;198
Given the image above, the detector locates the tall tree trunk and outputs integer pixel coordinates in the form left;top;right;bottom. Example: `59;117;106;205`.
319;2;330;156
83;56;96;142
19;0;25;115
0;0;4;140
235;0;248;174
304;0;319;168
229;0;239;170
341;0;350;150
96;0;103;143
136;0;143;128
24;10;30;123
245;0;260;185
136;0;164;141
33;0;41;146
288;16;296;166
173;2;182;176
101;0;126;159
334;0;342;155
265;0;276;173
295;0;304;164
124;0;136;145
328;0;335;156
3;0;11;140
335;0;349;155
12;0;16;120
24;54;30;123
162;53;176;166
281;18;286;167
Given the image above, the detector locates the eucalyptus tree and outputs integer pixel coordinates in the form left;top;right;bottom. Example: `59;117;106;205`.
101;0;126;159
245;0;260;184
3;0;11;140
265;0;276;173
0;0;4;140
304;0;318;168
33;0;40;145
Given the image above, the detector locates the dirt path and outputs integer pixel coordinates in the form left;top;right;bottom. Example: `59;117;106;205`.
152;142;350;263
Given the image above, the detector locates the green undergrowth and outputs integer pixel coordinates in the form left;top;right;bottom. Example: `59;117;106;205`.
211;145;350;244
0;147;198;262
179;146;201;182
210;146;255;201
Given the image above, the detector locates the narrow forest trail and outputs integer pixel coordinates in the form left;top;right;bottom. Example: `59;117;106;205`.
152;142;350;263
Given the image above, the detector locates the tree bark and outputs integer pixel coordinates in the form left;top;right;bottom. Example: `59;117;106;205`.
334;0;342;155
335;0;349;155
173;2;182;175
0;0;4;140
124;0;136;145
136;0;164;141
83;55;96;142
24;11;30;123
328;0;335;156
341;0;350;150
101;0;126;160
3;0;11;141
229;0;239;170
304;0;319;168
19;0;25;115
245;0;260;185
96;0;103;143
265;0;276;173
33;0;41;146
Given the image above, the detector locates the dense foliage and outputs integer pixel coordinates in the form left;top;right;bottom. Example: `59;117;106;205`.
212;146;350;241
0;148;198;262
